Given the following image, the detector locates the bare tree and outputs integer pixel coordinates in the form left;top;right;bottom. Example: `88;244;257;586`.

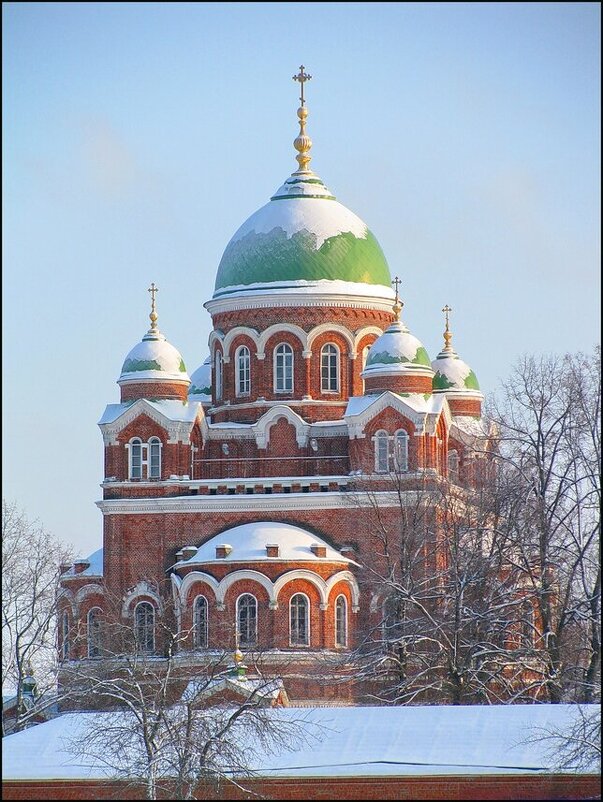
2;499;72;733
342;470;534;705
490;349;601;703
62;597;321;800
526;705;601;773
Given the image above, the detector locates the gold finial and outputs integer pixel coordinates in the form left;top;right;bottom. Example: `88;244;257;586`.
148;282;159;331
292;65;313;174
442;304;453;351
392;276;403;321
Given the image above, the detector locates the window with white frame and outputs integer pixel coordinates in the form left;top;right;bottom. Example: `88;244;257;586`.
320;343;339;392
61;611;70;661
374;430;389;473
290;593;310;646
361;345;370;392
215;350;223;401
447;449;459;483
274;343;294;393
87;607;102;658
235;345;251;396
134;601;155;653
335;595;348;648
237;594;257;647
193;595;208;648
127;437;162;480
394;429;409;472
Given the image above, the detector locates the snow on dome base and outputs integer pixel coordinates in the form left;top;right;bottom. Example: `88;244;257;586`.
431;348;480;393
118;329;189;385
188;355;212;397
362;320;432;376
213;172;391;296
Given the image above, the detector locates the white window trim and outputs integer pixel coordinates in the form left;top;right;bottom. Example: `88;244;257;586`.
447;449;459;483
373;430;389;473
235;345;251;397
214;350;223;401
126;437;163;481
193;594;209;649
334;594;348;648
320;343;340;394
289;592;311;647
372;429;410;474
394;429;409;473
134;600;155;653
236;593;258;647
87;606;102;659
61;611;70;661
273;343;294;394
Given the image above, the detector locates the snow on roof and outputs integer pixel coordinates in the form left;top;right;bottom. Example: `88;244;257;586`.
174;522;356;567
61;548;103;578
3;705;599;781
345;392;441;419
98;399;203;426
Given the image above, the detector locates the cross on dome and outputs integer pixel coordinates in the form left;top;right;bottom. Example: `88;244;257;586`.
292;65;312;106
292;64;313;174
442;303;453;351
148;282;159;331
392;276;404;321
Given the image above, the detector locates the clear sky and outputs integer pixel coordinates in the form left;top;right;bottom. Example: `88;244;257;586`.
3;2;600;557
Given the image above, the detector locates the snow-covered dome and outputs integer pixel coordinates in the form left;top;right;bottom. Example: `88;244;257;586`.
208;95;394;309
174;521;358;566
118;328;189;386
188;356;212;398
362;320;432;378
431;346;480;394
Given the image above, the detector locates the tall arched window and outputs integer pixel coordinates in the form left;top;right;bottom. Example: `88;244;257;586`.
290;593;310;646
87;607;102;658
335;595;348;648
274;343;294;393
447;449;459;483
193;595;208;648
128;438;162;480
130;438;143;479
215;350;223;401
237;594;257;647
361;345;371;392
374;430;389;473
148;438;161;479
135;601;155;653
321;343;339;392
61;611;70;661
394;429;409;472
235;346;251;396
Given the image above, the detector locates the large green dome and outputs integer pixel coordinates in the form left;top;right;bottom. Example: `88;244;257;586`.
213;173;392;297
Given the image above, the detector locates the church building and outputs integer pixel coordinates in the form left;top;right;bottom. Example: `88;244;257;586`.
57;67;489;703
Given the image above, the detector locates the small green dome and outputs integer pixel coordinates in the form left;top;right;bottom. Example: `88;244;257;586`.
213;173;391;296
362;320;432;377
188;356;212;398
118;329;189;385
431;347;480;393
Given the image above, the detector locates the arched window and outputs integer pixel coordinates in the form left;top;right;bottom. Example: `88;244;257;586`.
235;346;251;397
193;595;208;648
148;438;161;479
394;429;409;472
321;343;339;392
374;430;389;473
128;438;162;480
61;611;70;661
335;595;348;648
215;350;223;401
237;594;257;647
290;593;310;647
361;345;371;392
87;607;102;658
447;449;459;483
274;343;294;393
135;601;155;653
129;438;143;480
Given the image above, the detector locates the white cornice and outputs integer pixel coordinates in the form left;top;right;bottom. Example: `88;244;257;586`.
96;489;429;515
205;290;396;316
99;399;205;446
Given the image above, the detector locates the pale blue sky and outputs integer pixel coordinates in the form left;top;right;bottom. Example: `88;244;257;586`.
3;2;600;556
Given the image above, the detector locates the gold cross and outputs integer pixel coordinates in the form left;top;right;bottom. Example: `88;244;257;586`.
392;276;402;302
293;65;312;106
148;282;159;329
442;304;452;331
442;304;453;350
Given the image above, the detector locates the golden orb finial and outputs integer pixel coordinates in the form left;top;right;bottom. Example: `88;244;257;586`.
442;304;453;351
148;282;159;331
292;65;313;174
392;276;404;321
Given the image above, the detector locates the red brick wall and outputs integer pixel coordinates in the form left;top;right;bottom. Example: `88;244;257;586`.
120;381;188;402
3;774;599;800
364;373;433;395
